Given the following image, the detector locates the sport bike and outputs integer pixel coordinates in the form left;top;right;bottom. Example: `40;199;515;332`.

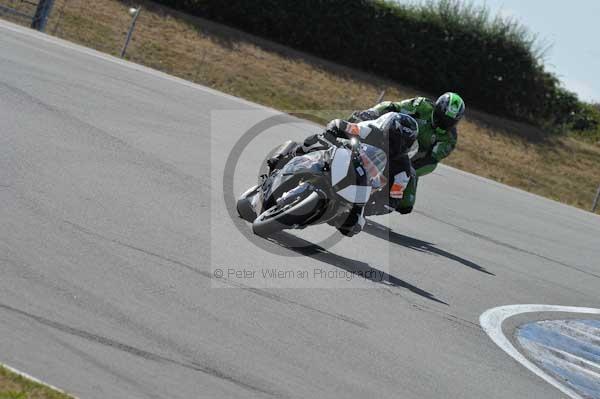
237;138;387;235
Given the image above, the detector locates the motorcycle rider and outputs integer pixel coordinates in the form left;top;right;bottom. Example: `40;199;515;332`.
299;112;419;236
349;92;465;214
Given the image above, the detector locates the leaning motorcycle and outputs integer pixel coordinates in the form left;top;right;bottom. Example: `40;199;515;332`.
237;138;387;236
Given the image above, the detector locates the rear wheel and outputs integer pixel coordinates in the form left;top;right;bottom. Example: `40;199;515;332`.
252;191;323;236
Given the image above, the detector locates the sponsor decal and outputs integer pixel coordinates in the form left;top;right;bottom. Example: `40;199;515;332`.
446;95;462;117
390;183;405;199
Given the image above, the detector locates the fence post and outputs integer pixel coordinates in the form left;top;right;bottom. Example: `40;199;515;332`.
121;7;141;58
31;0;55;32
592;185;600;213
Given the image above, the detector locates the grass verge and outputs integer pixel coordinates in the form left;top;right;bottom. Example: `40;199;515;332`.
2;0;600;213
0;366;73;399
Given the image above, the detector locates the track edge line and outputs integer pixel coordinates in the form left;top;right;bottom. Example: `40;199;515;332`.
0;361;80;399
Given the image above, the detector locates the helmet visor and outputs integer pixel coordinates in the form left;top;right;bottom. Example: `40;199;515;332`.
433;107;459;130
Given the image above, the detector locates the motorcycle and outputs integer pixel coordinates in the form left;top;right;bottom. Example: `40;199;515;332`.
237;137;388;236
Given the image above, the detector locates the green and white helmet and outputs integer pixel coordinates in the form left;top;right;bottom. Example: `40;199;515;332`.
432;92;465;130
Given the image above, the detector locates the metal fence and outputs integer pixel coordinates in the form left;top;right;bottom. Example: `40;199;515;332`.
0;0;55;31
0;0;36;21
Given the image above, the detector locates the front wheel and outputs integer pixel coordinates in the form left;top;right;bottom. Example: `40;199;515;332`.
237;185;260;222
252;191;323;236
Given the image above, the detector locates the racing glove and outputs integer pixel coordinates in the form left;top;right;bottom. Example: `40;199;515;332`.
349;109;379;123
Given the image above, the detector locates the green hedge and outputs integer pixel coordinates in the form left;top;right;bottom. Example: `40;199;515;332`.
570;102;600;141
153;0;581;127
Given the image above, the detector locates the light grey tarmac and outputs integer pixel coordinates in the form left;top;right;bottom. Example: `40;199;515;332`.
0;19;599;399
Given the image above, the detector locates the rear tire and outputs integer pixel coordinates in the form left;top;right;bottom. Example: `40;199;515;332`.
252;191;322;236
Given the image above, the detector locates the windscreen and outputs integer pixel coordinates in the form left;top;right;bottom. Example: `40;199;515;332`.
280;151;326;175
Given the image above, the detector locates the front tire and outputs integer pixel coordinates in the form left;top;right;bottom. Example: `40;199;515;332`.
252;191;323;236
237;185;259;222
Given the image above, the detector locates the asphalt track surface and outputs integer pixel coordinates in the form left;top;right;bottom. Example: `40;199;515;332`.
1;19;599;399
